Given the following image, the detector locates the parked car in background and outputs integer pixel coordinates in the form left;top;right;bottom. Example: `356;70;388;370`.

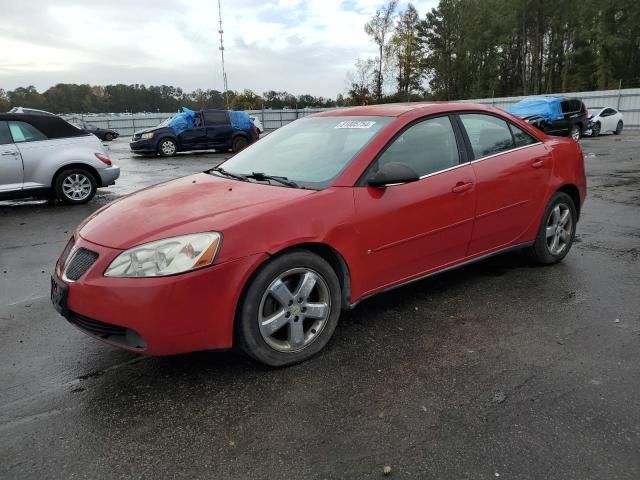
73;121;119;141
0;114;119;204
506;96;588;141
130;109;259;156
8;106;56;116
249;115;264;134
586;107;624;137
52;102;586;366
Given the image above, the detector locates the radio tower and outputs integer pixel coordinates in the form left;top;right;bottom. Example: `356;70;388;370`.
217;0;229;108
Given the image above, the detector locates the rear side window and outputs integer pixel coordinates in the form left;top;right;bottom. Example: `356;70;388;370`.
8;121;48;143
374;116;460;177
459;114;515;158
203;111;230;126
509;124;537;148
561;99;582;113
0;121;12;145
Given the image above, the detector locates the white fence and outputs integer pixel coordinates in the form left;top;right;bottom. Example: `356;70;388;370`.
64;87;640;135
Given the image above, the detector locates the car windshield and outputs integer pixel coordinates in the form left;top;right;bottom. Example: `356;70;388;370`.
219;116;391;189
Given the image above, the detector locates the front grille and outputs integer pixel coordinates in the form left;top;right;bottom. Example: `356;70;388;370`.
65;248;99;280
68;312;127;338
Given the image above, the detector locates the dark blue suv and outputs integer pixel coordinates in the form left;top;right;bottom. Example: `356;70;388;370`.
130;109;259;157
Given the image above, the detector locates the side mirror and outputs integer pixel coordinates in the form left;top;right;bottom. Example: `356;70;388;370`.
367;162;420;187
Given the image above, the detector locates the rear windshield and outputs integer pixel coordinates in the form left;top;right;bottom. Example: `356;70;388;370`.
220;116;392;189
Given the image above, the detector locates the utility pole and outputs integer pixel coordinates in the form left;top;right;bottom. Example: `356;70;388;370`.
218;0;229;109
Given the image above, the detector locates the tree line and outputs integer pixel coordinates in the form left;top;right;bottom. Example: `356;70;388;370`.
349;0;640;104
0;84;342;114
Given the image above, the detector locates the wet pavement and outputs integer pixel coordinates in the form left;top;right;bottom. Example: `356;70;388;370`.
1;134;639;479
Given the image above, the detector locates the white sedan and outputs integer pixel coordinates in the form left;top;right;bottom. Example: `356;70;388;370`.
587;107;624;136
249;116;264;134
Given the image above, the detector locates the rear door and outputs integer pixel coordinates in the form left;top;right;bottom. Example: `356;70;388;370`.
353;115;477;294
0;121;23;192
457;113;552;256
204;111;233;147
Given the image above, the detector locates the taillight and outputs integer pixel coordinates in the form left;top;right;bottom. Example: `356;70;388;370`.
95;153;112;166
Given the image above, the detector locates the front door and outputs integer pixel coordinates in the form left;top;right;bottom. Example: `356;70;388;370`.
457;113;552;256
0;121;22;192
353;115;477;295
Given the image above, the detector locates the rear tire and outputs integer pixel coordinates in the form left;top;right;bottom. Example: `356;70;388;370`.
569;125;581;141
158;138;177;157
54;168;97;205
232;136;249;153
235;250;342;367
526;192;577;265
614;120;623;135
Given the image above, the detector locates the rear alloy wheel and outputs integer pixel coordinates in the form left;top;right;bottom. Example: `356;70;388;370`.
590;122;600;137
232;136;249;153
158;138;177;157
569;125;582;142
614;120;623;135
54;168;97;205
526;192;577;265
104;132;114;141
236;250;342;367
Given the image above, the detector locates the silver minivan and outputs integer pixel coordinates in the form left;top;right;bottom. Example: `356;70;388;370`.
0;114;120;204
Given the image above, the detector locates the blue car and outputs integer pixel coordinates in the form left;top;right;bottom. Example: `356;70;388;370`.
130;109;259;156
506;96;588;141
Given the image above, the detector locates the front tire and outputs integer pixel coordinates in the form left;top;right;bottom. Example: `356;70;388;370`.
158;138;177;157
614;120;623;135
235;250;342;367
54;168;97;205
104;132;114;141
590;122;600;137
526;192;577;265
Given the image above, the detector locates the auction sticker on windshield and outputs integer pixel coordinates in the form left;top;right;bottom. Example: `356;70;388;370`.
335;121;376;129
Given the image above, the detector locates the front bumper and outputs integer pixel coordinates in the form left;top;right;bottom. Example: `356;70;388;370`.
98;165;120;187
52;235;269;355
129;138;156;153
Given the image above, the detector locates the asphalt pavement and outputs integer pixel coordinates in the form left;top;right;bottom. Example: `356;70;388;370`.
1;134;639;479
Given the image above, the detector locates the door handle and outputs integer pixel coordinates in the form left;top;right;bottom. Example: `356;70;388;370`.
1;151;17;156
532;159;545;168
452;182;474;193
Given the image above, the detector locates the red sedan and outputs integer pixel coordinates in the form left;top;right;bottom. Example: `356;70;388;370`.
51;103;587;366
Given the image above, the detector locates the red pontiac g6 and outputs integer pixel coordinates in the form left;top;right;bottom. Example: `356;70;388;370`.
52;103;587;366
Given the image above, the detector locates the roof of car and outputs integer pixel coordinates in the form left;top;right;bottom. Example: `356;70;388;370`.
311;102;497;118
0;113;87;139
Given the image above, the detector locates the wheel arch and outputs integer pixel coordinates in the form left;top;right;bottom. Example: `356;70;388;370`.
52;163;101;188
557;184;581;220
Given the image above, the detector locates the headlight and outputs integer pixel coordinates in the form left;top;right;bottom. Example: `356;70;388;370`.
105;233;222;278
140;132;154;139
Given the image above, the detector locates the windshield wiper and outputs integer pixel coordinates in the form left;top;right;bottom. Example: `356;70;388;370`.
246;172;300;188
206;167;248;182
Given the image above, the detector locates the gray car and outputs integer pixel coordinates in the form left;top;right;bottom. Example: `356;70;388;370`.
0;114;120;204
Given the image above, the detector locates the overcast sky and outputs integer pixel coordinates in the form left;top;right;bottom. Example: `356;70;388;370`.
0;0;438;98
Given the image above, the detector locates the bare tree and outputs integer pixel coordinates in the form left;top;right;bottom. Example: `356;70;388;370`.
364;0;398;102
346;58;376;106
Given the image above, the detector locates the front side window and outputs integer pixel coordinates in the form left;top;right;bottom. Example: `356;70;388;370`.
371;116;460;178
221;116;392;189
8;121;48;143
459;114;515;158
509;123;538;148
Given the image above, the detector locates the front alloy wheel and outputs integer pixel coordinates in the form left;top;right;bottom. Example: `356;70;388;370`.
569;125;581;142
158;138;177;156
236;250;342;367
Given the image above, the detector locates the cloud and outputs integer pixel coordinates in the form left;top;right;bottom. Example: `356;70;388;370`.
0;0;438;97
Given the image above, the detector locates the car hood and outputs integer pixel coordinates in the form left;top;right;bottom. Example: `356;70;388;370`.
78;173;315;249
134;126;167;135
